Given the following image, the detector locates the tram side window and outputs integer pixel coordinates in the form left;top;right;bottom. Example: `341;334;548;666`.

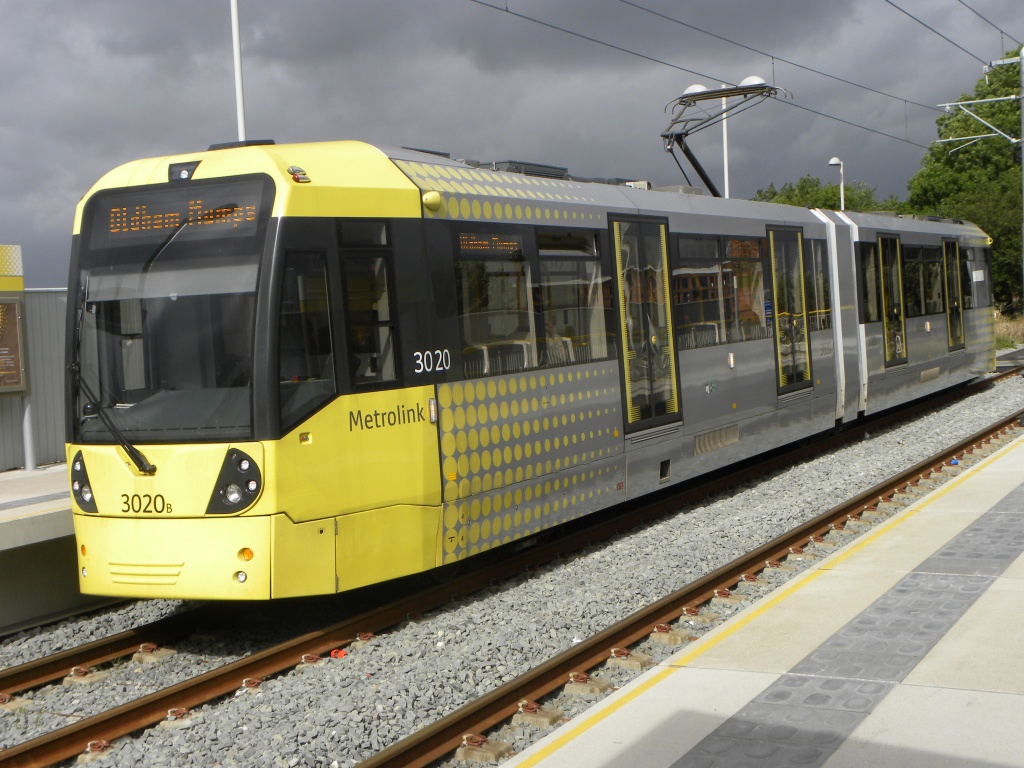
455;231;536;378
722;238;769;342
803;238;831;331
278;251;336;429
673;236;723;349
341;256;398;386
537;230;612;366
902;246;924;317
966;248;993;308
858;242;882;322
337;220;397;387
960;253;975;310
922;247;944;314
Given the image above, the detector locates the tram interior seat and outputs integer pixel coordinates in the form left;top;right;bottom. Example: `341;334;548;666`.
462;342;528;378
544;336;574;366
679;323;719;350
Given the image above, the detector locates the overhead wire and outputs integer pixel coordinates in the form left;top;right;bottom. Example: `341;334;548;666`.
465;0;727;85
880;0;989;65
953;0;1021;48
618;0;942;113
466;0;935;149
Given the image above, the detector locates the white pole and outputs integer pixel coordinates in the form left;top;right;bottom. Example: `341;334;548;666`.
22;396;36;471
230;0;246;142
839;161;845;211
721;87;730;199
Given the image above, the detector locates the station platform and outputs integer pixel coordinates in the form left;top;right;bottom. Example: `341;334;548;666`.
0;464;110;636
507;433;1024;768
0;463;73;551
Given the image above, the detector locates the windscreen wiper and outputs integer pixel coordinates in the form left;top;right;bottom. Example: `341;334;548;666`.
71;276;156;475
69;363;157;475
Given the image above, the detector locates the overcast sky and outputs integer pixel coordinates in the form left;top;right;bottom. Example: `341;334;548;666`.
1;0;1020;287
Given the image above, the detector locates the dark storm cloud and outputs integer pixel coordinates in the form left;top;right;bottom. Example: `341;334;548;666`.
0;0;1019;286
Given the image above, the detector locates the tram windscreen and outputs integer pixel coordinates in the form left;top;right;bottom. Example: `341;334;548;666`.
72;177;272;443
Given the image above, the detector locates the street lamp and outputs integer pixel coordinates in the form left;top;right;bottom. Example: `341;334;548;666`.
828;157;845;211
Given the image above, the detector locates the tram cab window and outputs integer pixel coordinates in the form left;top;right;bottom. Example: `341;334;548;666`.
673;236;723;349
722;238;769;342
803;239;832;331
278;251;336;429
537;230;612;367
455;231;537;378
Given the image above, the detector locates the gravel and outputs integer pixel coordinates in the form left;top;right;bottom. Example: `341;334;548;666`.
2;374;1022;767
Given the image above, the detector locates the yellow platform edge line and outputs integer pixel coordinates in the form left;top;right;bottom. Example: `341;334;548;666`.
512;434;1024;767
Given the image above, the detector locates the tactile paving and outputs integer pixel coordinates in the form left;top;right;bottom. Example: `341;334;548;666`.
665;481;1024;768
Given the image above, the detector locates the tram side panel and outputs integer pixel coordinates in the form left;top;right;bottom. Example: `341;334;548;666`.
421;218;628;562
814;210;865;422
659;204;839;481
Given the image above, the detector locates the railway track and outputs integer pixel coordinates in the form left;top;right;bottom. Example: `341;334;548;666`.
0;371;1020;767
361;408;1024;768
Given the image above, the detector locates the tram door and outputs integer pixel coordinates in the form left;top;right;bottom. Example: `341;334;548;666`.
943;240;966;351
878;236;907;366
767;229;812;393
612;219;680;429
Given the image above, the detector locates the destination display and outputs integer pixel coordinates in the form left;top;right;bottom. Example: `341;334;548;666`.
87;179;267;250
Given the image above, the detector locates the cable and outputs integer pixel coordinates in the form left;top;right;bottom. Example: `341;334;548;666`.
464;0;935;150
880;0;988;65
465;0;728;85
618;0;942;113
779;100;931;149
954;0;1021;48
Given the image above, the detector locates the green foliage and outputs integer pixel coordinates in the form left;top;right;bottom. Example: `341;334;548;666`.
753;51;1022;311
752;175;896;212
906;51;1022;311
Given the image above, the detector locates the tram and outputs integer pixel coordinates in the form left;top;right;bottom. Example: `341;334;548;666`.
65;140;995;599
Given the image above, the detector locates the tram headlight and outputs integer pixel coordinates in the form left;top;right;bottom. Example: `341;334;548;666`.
207;448;262;514
234;571;248;583
70;451;98;513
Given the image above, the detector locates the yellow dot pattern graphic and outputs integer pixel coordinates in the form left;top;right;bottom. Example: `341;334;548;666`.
436;362;626;563
394;160;612;227
0;245;23;278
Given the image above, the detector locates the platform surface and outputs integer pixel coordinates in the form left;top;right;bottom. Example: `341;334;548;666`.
0;462;71;551
507;433;1024;768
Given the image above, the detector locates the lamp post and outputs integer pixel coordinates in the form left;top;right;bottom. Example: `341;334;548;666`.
828;156;845;211
230;0;246;142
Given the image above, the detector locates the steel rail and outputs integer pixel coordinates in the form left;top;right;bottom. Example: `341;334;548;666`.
1;373;1020;767
356;408;1024;768
0;609;209;698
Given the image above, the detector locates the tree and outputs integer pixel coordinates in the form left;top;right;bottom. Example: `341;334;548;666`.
752;175;893;212
906;51;1022;311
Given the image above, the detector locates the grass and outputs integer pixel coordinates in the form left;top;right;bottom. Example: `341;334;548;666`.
995;312;1024;350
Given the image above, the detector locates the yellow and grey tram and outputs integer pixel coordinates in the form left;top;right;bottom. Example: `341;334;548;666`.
66;141;994;599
